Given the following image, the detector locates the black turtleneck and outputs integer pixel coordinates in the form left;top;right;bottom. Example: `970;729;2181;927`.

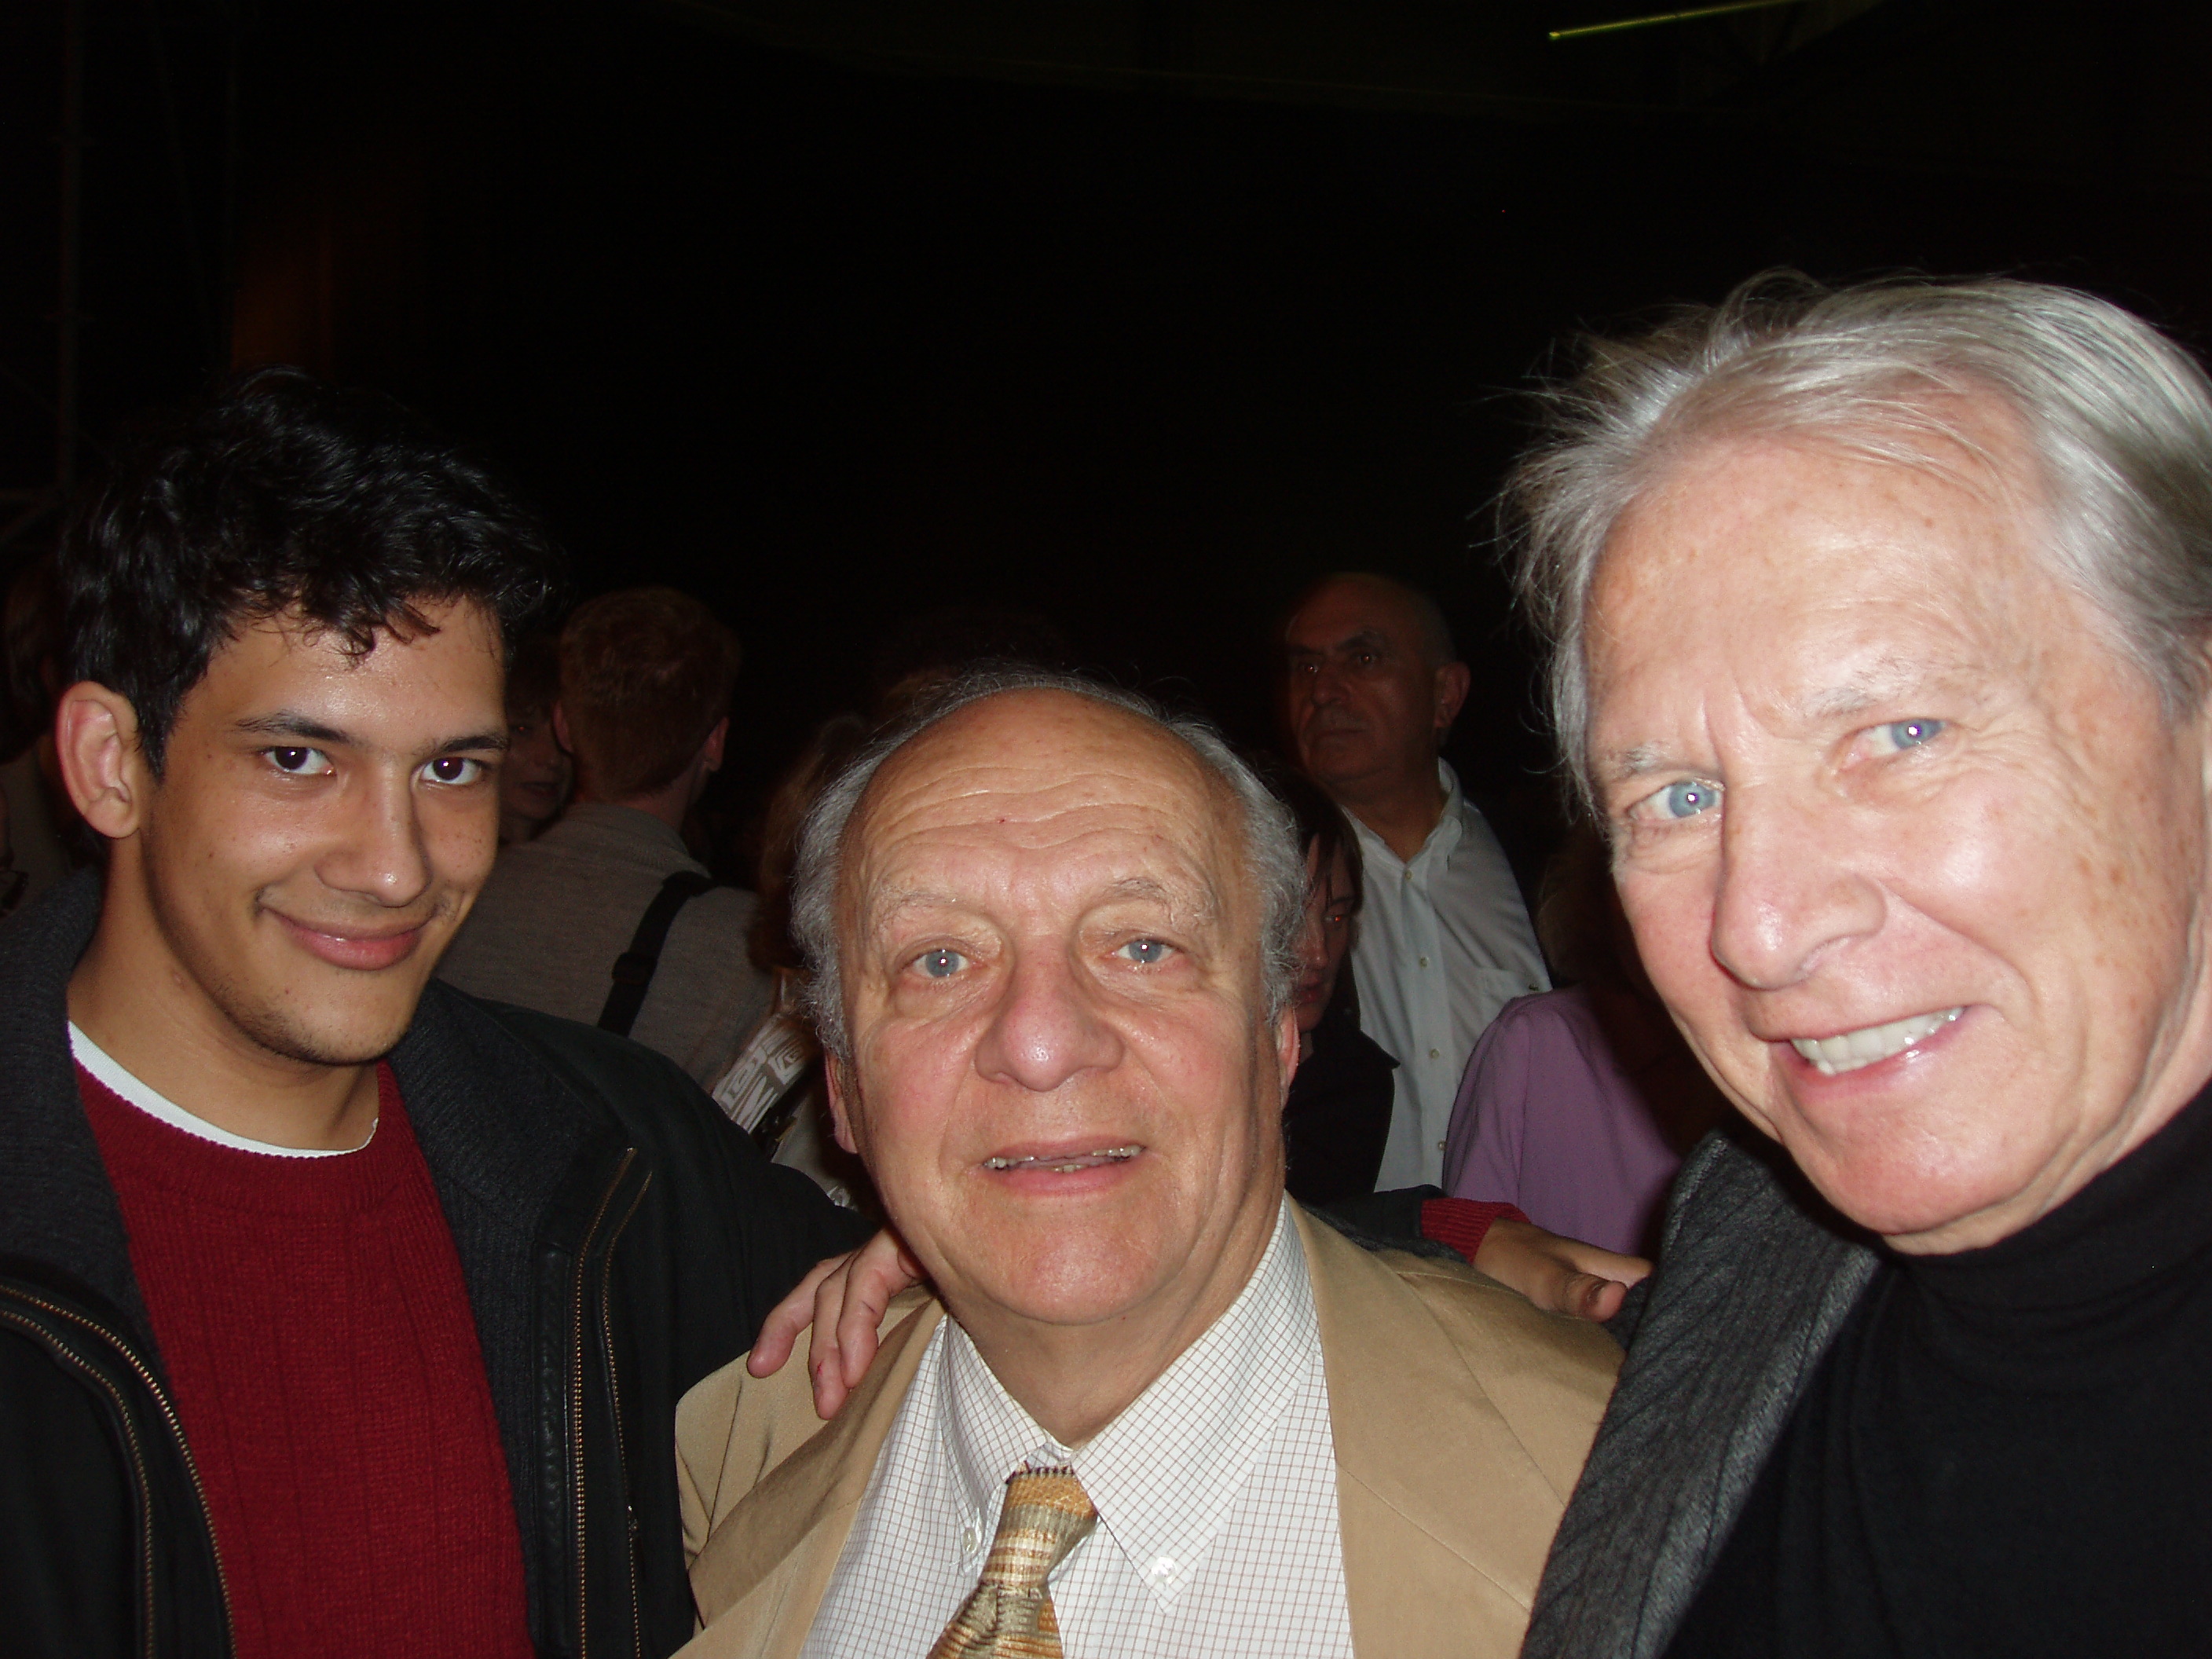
1666;1077;2212;1657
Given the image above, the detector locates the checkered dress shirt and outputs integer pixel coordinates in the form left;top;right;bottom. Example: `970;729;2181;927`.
800;1201;1353;1658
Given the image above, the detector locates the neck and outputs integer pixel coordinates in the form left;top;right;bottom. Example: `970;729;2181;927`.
1335;763;1448;862
68;882;379;1152
952;1198;1280;1446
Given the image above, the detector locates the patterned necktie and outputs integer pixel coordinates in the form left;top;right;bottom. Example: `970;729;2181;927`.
928;1466;1098;1659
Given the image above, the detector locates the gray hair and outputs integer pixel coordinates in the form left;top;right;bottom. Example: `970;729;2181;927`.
791;667;1309;1060
1505;270;2212;811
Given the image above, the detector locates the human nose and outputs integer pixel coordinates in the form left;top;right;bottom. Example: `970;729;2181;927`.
971;946;1126;1093
1708;784;1885;991
317;767;434;909
1304;661;1348;706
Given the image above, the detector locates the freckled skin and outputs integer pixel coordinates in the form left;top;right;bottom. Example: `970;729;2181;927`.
1588;409;2212;1254
826;689;1296;1442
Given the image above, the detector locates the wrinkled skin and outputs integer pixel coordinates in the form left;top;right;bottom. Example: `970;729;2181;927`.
1588;410;2212;1253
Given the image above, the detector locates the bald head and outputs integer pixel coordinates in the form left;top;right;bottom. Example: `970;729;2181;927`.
1283;573;1471;808
789;668;1309;1061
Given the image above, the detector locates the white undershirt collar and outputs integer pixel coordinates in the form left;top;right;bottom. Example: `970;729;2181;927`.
68;1022;375;1159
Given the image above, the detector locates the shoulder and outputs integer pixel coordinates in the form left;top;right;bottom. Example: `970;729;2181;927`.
1481;989;1588;1048
1303;1211;1621;1489
676;1290;941;1558
449;991;703;1118
1385;1246;1620;1404
418;983;769;1186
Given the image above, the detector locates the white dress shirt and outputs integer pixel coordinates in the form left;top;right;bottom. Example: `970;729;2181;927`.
1350;761;1549;1189
801;1202;1353;1659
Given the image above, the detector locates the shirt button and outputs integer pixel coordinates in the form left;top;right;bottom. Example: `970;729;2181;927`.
1437;1139;1448;1151
961;1524;980;1555
1428;1048;1441;1060
1417;955;1429;969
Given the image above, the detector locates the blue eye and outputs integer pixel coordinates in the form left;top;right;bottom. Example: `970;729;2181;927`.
1656;780;1718;821
917;948;966;979
1881;719;1944;752
1118;939;1171;965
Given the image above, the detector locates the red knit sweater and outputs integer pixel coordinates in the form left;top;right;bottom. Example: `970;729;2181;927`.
79;1061;534;1659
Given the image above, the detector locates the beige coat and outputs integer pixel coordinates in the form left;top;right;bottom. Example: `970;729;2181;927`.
675;1207;1622;1657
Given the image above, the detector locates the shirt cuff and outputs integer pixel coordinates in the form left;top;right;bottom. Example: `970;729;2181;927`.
1419;1197;1530;1264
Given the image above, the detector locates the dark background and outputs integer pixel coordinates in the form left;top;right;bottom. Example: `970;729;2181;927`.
7;0;2212;880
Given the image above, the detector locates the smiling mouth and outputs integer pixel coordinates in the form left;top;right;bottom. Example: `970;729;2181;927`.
983;1146;1142;1174
1789;1008;1962;1076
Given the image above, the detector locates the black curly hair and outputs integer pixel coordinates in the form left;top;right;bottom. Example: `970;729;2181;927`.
59;365;566;775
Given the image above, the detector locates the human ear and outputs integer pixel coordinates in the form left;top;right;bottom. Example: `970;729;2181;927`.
1434;661;1471;737
1274;1003;1302;1096
551;701;575;755
53;682;148;840
825;1053;863;1156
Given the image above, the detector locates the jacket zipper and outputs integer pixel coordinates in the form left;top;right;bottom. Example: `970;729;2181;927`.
573;1145;642;1658
601;1171;650;1659
0;1287;234;1657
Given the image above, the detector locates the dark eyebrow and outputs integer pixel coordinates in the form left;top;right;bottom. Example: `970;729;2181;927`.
233;712;351;745
233;712;509;753
1287;628;1394;659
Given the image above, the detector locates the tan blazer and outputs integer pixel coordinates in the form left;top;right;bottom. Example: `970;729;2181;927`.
675;1207;1622;1657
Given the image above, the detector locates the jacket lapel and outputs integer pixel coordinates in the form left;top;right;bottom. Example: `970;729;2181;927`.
684;1302;947;1659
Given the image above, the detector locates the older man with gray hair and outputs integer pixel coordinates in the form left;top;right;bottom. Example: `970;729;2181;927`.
672;670;1619;1658
1507;273;2212;1658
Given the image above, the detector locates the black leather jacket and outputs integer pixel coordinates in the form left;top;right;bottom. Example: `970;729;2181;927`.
0;874;870;1659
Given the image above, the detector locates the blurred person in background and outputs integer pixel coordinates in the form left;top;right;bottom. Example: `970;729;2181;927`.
708;711;875;1210
1284;573;1549;1188
438;584;771;1088
1444;822;1729;1256
1;555;90;911
1263;762;1397;1204
494;629;570;845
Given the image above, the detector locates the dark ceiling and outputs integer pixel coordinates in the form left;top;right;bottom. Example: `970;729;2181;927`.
5;0;2210;870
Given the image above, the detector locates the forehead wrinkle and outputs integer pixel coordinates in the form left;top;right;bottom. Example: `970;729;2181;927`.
845;786;1239;932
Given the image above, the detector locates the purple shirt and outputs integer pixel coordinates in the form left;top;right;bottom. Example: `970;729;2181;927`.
1441;987;1683;1256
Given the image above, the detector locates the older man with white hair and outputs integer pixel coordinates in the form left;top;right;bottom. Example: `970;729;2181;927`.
673;671;1620;1659
1506;273;2212;1658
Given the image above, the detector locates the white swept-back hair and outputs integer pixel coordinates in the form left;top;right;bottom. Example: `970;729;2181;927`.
1505;270;2212;811
790;667;1308;1060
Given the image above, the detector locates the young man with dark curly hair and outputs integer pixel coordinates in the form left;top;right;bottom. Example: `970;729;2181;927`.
0;368;870;1659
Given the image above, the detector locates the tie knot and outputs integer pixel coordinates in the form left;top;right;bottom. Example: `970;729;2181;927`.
981;1467;1097;1591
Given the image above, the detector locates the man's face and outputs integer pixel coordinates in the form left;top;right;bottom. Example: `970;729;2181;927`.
126;599;508;1066
1588;416;2212;1252
828;690;1296;1335
1284;577;1467;800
